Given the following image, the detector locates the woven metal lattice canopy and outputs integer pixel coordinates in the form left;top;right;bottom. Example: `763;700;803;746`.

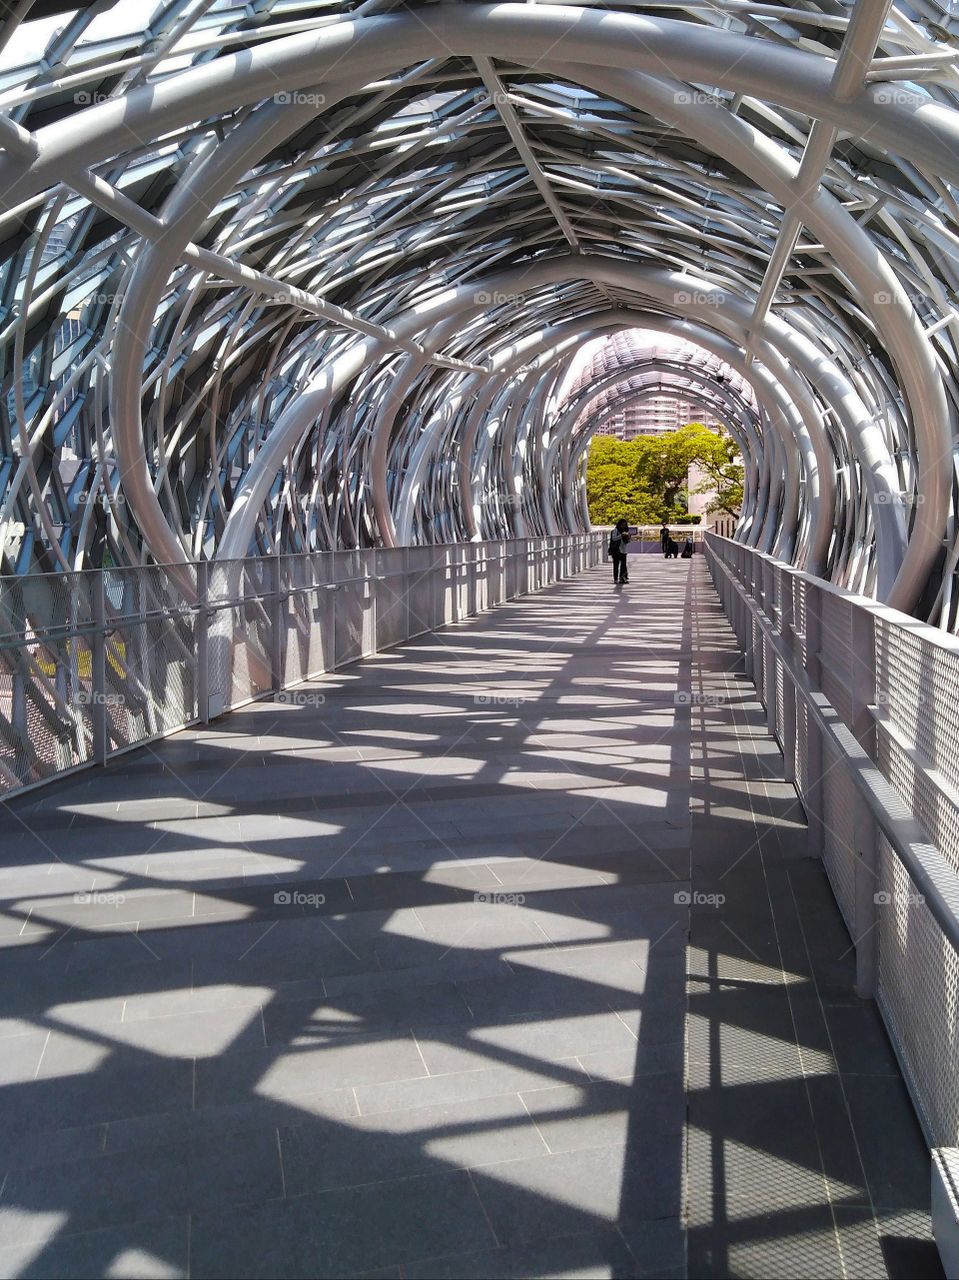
2;2;959;621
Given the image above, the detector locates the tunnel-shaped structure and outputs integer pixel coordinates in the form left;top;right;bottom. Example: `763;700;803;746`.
9;7;959;1275
3;0;959;624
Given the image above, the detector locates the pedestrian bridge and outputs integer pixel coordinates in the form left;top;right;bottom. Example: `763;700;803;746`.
0;539;951;1279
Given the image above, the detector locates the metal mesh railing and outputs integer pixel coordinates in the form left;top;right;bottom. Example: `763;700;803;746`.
0;535;604;798
706;533;959;1152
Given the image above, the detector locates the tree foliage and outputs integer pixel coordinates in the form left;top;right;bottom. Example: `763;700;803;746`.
585;422;743;525
583;436;662;526
683;423;744;518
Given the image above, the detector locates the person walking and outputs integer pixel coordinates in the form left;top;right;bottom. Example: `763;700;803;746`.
660;522;670;557
609;519;631;584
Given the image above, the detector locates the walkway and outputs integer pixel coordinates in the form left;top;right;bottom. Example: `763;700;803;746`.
0;558;940;1279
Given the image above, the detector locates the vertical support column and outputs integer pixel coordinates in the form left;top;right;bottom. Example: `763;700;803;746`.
780;569;798;783
269;556;285;689
749;553;764;683
196;559;210;723
742;554;755;679
92;572;108;765
850;604;880;998
764;559;777;739
368;553;379;655
804;584;825;858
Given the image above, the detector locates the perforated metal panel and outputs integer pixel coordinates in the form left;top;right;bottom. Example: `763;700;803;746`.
706;533;959;1151
877;833;959;1146
819;592;856;730
0;534;605;795
822;749;858;933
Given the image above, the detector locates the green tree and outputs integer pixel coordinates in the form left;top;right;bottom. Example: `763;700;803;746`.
684;422;744;518
586;423;743;525
585;436;661;525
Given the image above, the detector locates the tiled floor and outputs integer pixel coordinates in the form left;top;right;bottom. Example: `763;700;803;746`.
0;558;940;1278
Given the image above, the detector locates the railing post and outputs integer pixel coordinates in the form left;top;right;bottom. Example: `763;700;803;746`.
764;559;778;738
269;556;285;689
780;569;798;783
850;604;880;998
196;559;210;723
804;583;826;858
745;554;761;680
92;572;108;765
369;553;380;652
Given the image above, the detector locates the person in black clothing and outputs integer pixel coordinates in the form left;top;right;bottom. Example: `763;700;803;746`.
681;538;694;559
660;522;670;557
609;519;631;583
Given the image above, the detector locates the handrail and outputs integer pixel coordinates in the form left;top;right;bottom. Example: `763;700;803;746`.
710;542;959;956
0;534;606;800
705;531;959;1151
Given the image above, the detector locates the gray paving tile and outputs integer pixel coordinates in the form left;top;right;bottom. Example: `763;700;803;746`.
0;559;935;1280
193;1033;428;1105
841;1075;932;1210
471;1142;681;1246
0;1214;189;1280
37;1004;266;1072
619;1217;685;1275
104;1087;358;1155
280;1093;546;1194
191;1169;496;1279
404;1227;638;1279
0;1129;282;1243
456;969;642;1022
832;1208;943;1280
0;1031;47;1085
353;1059;586;1117
1;1122;107;1172
415;1011;639;1075
575;1040;684;1081
321;951;510;998
262;983;471;1045
520;1073;684;1152
188;1194;321;1279
0;1057;195;1139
